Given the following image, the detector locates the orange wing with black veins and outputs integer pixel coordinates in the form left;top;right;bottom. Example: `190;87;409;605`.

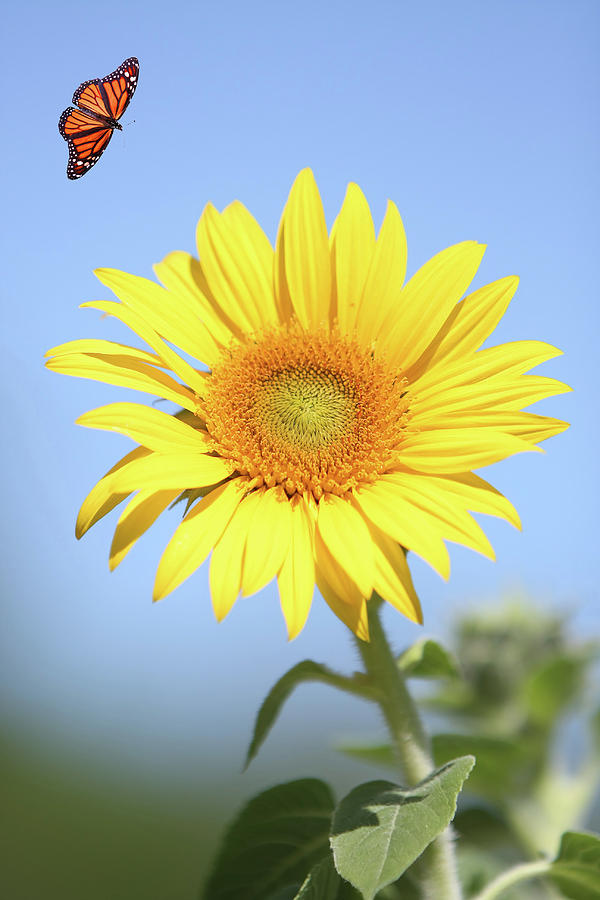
73;57;139;122
58;107;113;179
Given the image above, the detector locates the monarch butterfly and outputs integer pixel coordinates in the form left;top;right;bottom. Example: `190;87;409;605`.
59;57;139;180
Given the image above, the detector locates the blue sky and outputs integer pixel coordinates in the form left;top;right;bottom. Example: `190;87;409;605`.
2;0;598;788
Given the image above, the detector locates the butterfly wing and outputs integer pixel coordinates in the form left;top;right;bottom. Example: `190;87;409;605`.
73;57;139;123
58;107;114;180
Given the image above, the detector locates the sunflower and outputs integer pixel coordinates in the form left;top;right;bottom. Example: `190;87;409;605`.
46;169;569;640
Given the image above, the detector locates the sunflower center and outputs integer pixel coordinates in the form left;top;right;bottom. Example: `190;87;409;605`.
201;326;410;499
261;368;357;451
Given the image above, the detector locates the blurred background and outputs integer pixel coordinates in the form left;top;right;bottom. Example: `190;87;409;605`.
1;0;598;897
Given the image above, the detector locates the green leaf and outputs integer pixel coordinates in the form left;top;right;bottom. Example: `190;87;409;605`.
397;639;460;680
245;661;369;768
375;873;422;898
548;831;600;899
432;733;528;800
521;654;589;728
293;856;342;899
330;757;475;900
202;779;335;900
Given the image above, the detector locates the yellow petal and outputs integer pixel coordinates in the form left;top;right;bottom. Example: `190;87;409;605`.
316;571;369;640
356;200;407;346
106;451;232;494
382;242;486;370
221;201;278;325
273;214;294;324
411;375;571;419
109;489;178;570
153;478;247;601
282;168;331;329
398;429;539;474
406;276;519;380
389;471;521;530
196;204;257;332
209;489;264;621
499;413;569;443
82;299;211;397
362;518;422;623
94;268;219;365
45;338;162;366
76;446;149;538
331;183;376;334
277;494;315;640
242;486;293;596
314;526;362;604
382;473;495;560
46;346;198;412
414;409;570;444
412;341;563;396
316;494;373;598
76;402;211;453
196;202;276;333
153;251;237;345
353;481;450;579
488;376;572;410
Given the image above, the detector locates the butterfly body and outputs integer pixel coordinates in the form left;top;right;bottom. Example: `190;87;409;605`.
59;57;139;179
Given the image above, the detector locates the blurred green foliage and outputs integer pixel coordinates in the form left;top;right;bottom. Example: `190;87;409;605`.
341;600;600;898
1;735;222;899
427;602;599;860
3;601;598;899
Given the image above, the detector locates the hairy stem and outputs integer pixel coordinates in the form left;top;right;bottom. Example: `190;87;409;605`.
354;598;463;900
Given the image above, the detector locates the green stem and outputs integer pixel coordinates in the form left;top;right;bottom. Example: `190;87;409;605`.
471;860;551;900
354;598;463;900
